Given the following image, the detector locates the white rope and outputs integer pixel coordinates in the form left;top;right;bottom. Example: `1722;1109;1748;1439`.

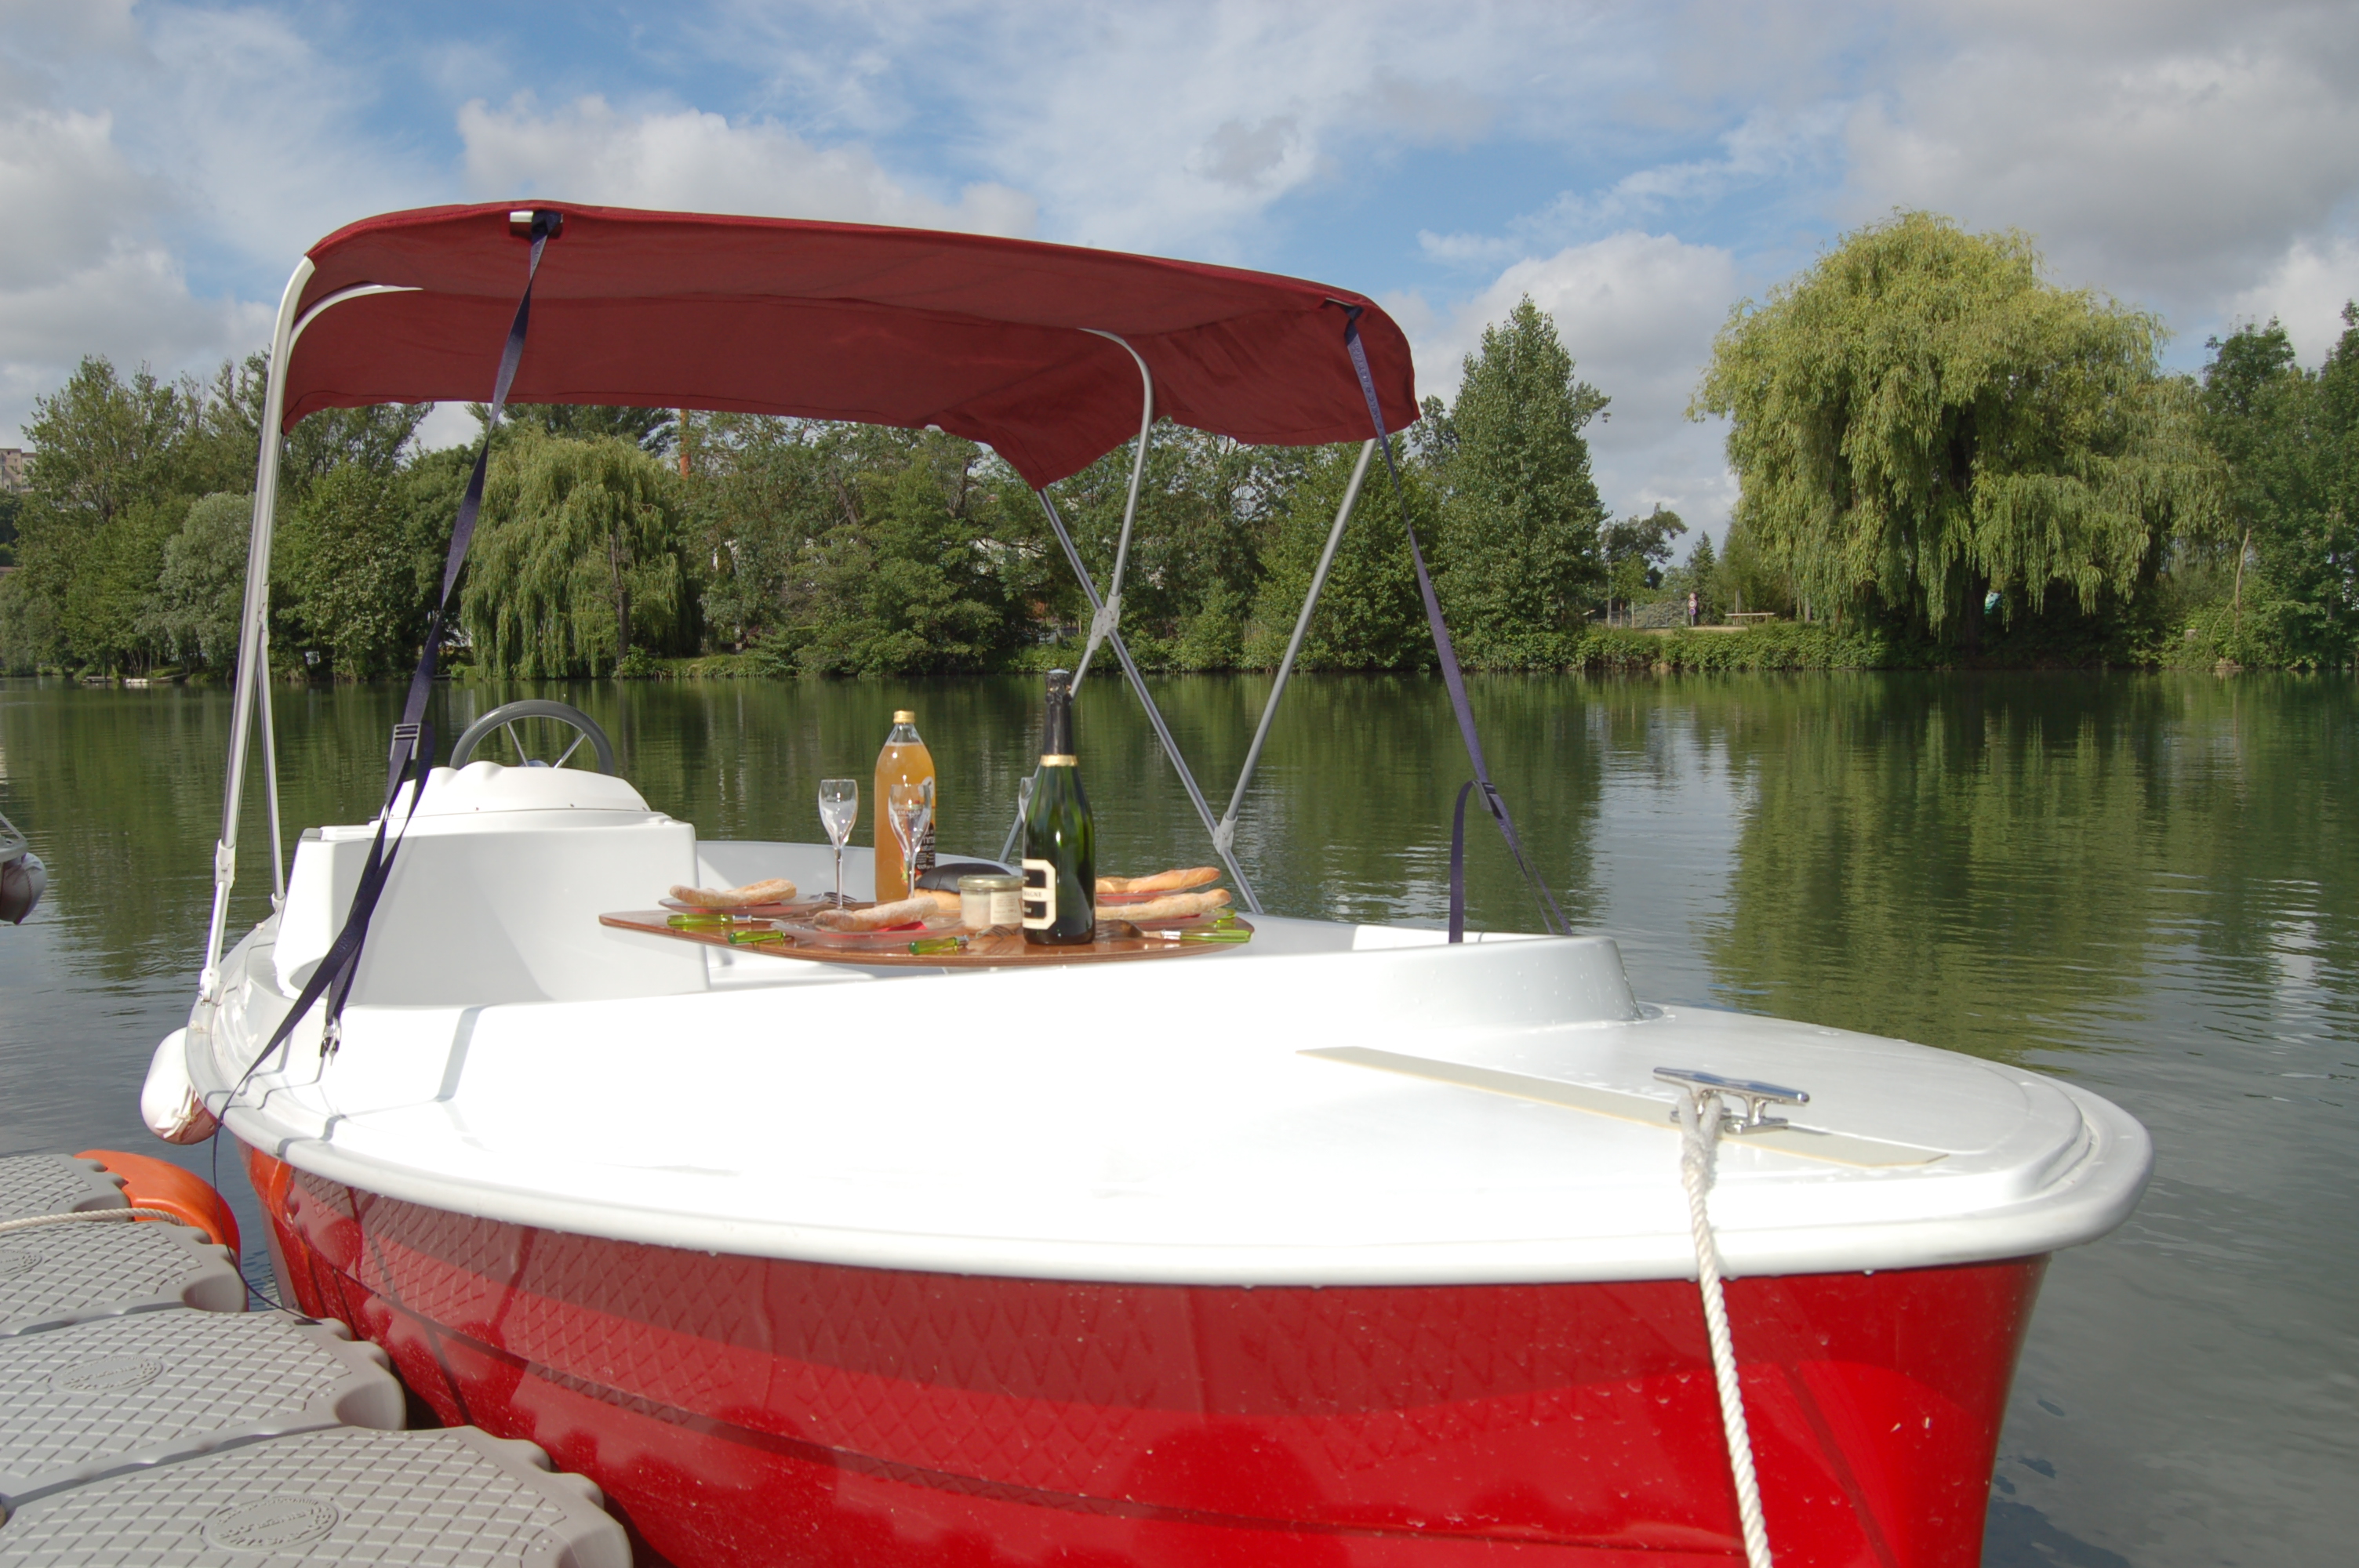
1674;1090;1775;1568
0;1207;186;1236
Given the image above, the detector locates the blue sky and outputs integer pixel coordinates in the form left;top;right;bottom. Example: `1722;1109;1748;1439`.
5;1;2356;539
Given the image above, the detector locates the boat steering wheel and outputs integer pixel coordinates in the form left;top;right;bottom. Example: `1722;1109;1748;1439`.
450;700;617;775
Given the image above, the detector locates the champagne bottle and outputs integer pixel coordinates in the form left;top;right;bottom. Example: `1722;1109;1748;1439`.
874;709;936;902
1022;670;1096;946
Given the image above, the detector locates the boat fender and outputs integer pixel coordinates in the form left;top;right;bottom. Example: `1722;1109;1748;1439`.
140;1028;220;1146
75;1147;241;1254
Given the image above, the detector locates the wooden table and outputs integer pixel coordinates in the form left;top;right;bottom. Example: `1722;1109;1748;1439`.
600;911;1252;968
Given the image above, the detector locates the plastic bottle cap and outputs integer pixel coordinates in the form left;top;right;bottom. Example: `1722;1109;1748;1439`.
893;710;915;723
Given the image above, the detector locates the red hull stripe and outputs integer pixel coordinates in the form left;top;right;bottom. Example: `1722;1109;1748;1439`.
425;1315;1628;1546
249;1149;2041;1567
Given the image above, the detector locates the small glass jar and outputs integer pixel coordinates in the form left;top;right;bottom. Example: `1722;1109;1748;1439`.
958;873;1024;931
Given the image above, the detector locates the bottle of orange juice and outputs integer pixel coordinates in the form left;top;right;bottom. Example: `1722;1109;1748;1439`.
873;709;936;902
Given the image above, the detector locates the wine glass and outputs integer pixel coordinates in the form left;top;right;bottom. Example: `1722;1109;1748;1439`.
817;779;858;906
887;777;935;906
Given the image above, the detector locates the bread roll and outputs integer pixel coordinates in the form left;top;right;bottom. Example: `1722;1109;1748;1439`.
809;891;960;931
1097;866;1222;895
670;877;798;908
1110;888;1232;924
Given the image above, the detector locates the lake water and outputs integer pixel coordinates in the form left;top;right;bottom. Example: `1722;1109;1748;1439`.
2;670;2352;1566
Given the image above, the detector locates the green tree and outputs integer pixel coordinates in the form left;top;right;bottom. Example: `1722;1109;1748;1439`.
1433;297;1609;660
21;358;196;523
462;434;695;677
482;402;675;454
1050;427;1304;664
2197;307;2359;662
1246;442;1432;670
275;465;441;677
791;433;1020;675
1696;212;2223;645
682;416;842;652
2316;307;2359;642
1602;504;1686;620
1686;532;1722;619
141;492;253;670
0;568;56;673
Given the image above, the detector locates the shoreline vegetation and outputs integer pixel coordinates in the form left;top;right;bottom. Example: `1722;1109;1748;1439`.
5;212;2354;682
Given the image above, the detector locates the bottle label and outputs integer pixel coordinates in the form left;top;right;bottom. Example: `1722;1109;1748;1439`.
1021;859;1056;929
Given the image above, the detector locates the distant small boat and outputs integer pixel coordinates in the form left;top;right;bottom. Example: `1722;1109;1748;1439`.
0;810;45;924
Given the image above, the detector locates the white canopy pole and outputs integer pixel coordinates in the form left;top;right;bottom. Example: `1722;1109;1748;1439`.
202;270;424;998
202;259;312;1000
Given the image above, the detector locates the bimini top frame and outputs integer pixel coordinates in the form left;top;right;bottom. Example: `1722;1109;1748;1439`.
202;202;1420;995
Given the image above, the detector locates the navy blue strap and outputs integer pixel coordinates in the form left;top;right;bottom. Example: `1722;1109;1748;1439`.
224;212;556;1094
390;210;554;797
1339;305;1568;939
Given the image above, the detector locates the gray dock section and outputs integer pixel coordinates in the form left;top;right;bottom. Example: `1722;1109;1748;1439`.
0;1158;127;1220
0;1156;629;1566
0;1220;245;1338
0;1426;627;1568
0;1309;405;1504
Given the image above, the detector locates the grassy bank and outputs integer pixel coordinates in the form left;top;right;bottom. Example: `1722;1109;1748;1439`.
594;617;2346;681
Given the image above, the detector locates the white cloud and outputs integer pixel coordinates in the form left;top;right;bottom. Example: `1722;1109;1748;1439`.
1406;231;1742;532
413;402;480;454
0;98;266;443
131;4;437;270
1837;5;2359;310
713;1;1634;256
0;109;151;292
457;96;1036;236
2223;237;2359;364
0;242;271;445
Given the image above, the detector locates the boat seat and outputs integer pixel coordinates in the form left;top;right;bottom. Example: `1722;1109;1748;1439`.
274;763;707;1007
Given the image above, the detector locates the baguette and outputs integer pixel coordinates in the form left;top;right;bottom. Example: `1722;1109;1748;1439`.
1097;866;1223;895
669;877;798;909
1107;888;1231;924
809;891;960;931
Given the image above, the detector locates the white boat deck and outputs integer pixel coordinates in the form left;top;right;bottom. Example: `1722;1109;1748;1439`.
180;764;2150;1288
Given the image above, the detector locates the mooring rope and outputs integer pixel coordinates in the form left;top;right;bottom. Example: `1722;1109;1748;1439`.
0;1207;187;1236
1670;1089;1775;1568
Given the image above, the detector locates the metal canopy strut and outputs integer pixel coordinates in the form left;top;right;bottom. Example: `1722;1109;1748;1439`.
1070;330;1153;695
1212;439;1377;869
1003;332;1256;906
1009;490;1259;908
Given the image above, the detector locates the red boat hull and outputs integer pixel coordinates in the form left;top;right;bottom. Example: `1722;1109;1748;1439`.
249;1149;2040;1567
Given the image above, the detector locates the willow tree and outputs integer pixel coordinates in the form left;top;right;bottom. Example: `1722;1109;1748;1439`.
1695;213;2222;643
463;434;692;677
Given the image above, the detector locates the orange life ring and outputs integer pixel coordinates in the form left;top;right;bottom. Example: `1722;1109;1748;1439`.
75;1149;240;1254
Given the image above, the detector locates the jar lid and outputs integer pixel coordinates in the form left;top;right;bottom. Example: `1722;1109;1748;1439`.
957;873;1023;891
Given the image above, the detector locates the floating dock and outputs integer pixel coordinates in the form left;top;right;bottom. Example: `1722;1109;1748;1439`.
0;1153;628;1566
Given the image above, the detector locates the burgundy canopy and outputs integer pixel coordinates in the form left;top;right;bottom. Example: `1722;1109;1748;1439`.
284;202;1419;488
